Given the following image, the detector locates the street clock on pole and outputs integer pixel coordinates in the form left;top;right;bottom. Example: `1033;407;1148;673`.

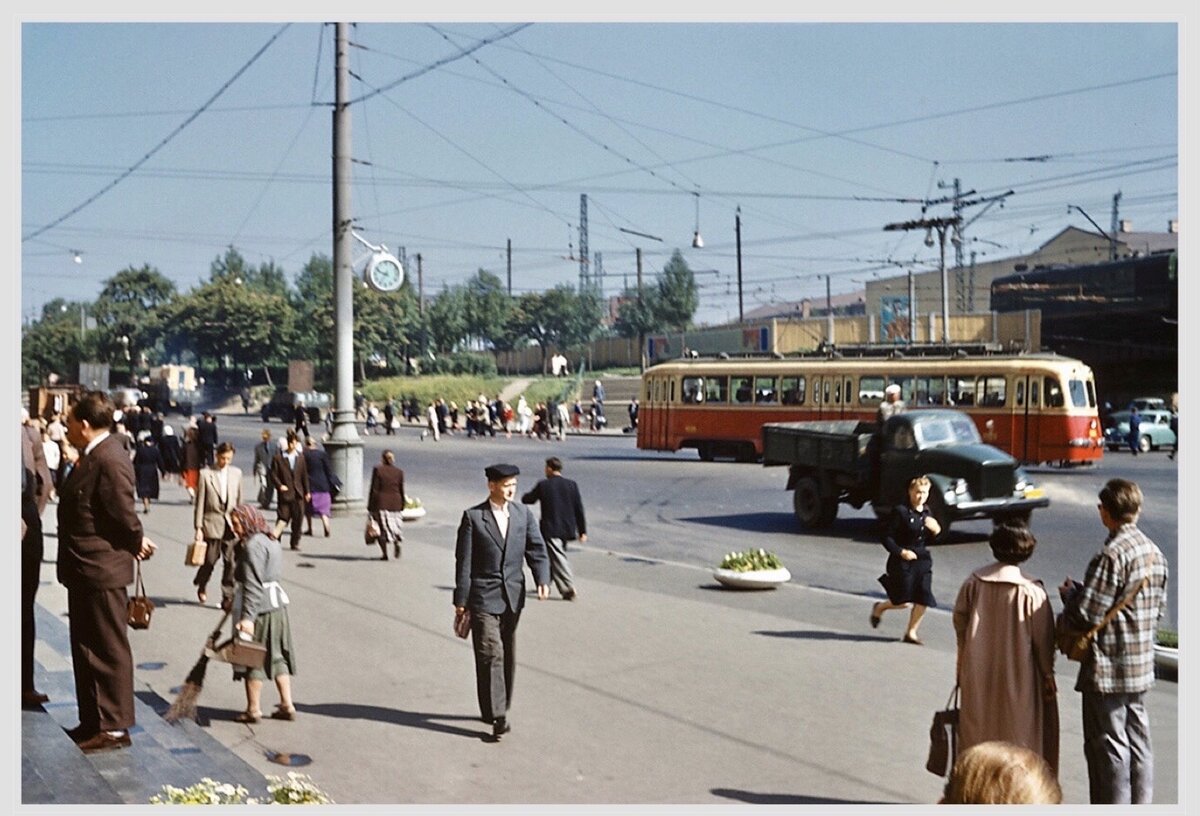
352;231;405;292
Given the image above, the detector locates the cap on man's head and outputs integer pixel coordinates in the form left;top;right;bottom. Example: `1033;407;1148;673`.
485;463;519;481
885;384;901;396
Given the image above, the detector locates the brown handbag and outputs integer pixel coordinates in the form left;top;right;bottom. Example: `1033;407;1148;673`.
925;685;960;776
185;537;207;567
127;561;154;630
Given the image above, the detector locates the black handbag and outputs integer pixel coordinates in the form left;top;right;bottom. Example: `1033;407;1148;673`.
127;561;154;630
926;685;960;776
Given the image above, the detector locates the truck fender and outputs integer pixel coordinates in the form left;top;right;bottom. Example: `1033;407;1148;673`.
785;465;813;491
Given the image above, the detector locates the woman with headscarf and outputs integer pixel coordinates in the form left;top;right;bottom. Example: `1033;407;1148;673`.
228;504;297;723
159;424;183;483
302;435;337;537
367;450;406;561
132;431;164;514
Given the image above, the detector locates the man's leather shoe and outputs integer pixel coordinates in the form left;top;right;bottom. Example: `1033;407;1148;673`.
22;690;50;707
492;717;510;739
77;731;132;753
63;725;91;743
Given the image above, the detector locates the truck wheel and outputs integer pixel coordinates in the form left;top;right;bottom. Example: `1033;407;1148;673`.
698;443;714;462
925;492;951;544
793;477;836;528
1139;434;1152;453
735;443;758;463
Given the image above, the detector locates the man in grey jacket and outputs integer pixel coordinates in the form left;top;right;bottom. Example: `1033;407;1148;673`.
454;463;549;741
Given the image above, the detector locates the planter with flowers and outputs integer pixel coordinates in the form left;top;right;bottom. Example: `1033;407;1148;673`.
713;548;791;589
401;496;426;521
1155;627;1178;677
149;772;333;805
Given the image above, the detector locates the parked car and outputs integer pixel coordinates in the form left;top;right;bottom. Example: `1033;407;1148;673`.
1104;409;1176;452
261;388;331;424
1129;397;1167;412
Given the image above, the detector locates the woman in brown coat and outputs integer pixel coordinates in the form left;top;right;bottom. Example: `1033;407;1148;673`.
953;523;1059;772
367;450;406;561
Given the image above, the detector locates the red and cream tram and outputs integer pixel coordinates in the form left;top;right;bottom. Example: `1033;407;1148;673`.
637;351;1104;465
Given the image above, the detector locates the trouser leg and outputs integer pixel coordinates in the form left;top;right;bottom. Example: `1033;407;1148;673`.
545;537;575;595
1082;690;1138;804
1127;693;1155;804
193;537;222;590
471;612;504;722
218;537;237;605
500;608;519;713
68;587;135;733
289;501;304;548
22;520;43;692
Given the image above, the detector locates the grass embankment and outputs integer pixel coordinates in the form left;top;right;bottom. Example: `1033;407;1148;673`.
359;375;578;410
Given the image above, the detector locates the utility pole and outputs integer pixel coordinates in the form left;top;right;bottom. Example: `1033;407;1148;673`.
594;251;603;301
884;215;961;344
1109;191;1122;261
636;247;646;371
735;206;744;323
417;253;424;314
506;238;512;296
825;274;834;346
578;194;589;291
327;20;364;513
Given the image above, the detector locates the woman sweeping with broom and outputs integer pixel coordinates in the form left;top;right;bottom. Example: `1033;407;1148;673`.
228;503;298;723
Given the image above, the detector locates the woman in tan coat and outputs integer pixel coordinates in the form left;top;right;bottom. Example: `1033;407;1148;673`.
953;523;1059;772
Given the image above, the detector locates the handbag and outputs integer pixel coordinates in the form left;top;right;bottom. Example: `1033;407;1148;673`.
364;515;381;545
1056;575;1150;661
454;608;471;639
185;537;208;567
925;685;960;776
127;561;154;630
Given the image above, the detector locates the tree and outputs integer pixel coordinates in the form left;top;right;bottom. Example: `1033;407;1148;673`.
22;300;91;387
511;285;603;372
172;277;293;378
613;287;659;340
354;279;422;378
427;284;469;355
89;265;177;372
289;255;335;372
463;270;511;350
654;249;699;332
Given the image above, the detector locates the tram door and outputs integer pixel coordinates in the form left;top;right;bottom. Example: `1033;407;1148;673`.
1012;375;1043;463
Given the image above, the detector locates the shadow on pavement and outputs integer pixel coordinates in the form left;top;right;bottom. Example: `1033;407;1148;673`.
712;787;887;805
294;702;484;740
752;629;897;644
298;553;382;562
678;512;797;535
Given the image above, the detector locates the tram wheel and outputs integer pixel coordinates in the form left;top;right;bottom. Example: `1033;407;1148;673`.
698;443;715;462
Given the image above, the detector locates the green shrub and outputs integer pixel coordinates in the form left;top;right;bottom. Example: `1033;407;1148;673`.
719;548;784;572
1157;628;1178;649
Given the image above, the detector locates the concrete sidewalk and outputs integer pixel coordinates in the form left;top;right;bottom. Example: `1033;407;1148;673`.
26;476;1177;805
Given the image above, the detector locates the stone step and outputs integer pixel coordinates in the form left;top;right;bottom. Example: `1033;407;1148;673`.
26;602;269;805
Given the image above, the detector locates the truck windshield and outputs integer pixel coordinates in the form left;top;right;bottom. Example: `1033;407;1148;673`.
912;414;981;448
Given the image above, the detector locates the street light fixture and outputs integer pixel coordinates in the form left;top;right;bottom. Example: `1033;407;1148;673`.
691;192;704;249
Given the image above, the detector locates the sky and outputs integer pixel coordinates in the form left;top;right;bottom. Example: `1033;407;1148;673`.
15;12;1183;331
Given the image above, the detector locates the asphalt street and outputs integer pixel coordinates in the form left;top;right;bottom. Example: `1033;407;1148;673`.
29;412;1178;804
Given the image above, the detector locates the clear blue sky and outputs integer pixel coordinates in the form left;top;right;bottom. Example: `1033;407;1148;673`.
17;17;1180;327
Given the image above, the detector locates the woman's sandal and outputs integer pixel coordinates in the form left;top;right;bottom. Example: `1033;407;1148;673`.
234;711;261;724
869;603;882;629
270;706;297;721
902;634;924;646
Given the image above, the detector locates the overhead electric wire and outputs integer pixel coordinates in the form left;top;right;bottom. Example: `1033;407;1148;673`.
22;23;292;244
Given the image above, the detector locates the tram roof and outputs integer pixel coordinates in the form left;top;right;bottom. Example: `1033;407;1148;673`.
645;349;1091;374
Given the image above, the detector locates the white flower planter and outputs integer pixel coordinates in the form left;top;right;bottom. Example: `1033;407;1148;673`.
713;567;791;590
401;507;426;521
1155;644;1178;674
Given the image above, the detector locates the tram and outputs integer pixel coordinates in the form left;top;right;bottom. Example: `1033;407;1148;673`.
637;349;1103;465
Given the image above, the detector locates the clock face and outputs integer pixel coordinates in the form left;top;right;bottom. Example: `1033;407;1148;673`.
368;256;403;292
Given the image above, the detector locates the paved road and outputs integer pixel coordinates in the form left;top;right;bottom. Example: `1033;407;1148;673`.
40;412;1166;805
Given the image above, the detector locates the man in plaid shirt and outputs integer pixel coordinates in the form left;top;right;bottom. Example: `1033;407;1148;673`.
1059;478;1168;804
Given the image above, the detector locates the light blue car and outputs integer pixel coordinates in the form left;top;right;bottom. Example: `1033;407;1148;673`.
1104;409;1177;453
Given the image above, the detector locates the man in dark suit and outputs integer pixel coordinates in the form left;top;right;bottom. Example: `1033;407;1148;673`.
454;463;550;741
271;429;310;550
521;456;587;601
197;411;219;466
57;391;157;753
22;436;49;708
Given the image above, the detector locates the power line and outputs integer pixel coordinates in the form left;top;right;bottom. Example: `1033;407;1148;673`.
22;23;293;244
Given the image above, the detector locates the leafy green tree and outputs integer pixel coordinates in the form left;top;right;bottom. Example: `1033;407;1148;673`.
463;270;511;350
613;286;660;340
290;254;335;371
427;284;469;354
511;285;603;372
89;265;177;371
354;279;422;378
22;300;91;387
172;276;293;378
654;249;699;332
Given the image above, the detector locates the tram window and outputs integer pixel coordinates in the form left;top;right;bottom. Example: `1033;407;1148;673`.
813;379;821;404
860;376;885;406
893;378;914;404
1016;380;1025;408
1031;380;1041;408
1044;377;1064;408
949;376;975;406
755;376;778;403
833;379;842;404
823;380;831;405
1068;379;1089;408
781;376;805;405
704;376;728;403
915;376;948;406
1086;379;1097;408
975;375;1007;407
682;377;704;404
651;379;660;403
670;380;676;403
731;376;753;405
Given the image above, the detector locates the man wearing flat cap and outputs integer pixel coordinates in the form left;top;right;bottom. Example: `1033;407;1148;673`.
454;463;550;741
